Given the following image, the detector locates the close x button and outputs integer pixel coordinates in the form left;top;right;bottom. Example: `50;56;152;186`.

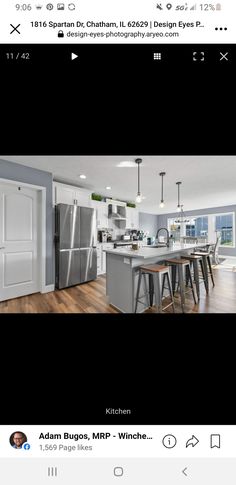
219;52;229;61
10;24;21;34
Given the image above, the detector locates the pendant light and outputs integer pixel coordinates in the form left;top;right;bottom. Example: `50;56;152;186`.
176;181;182;212
175;181;189;223
159;172;166;208
135;158;142;203
175;205;190;224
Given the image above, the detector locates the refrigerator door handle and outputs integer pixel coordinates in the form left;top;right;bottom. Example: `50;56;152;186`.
60;248;80;252
80;247;97;250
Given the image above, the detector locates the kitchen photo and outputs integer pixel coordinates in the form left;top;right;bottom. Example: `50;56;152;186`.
0;156;236;314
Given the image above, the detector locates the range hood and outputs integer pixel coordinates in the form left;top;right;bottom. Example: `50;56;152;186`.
107;199;127;220
108;204;126;220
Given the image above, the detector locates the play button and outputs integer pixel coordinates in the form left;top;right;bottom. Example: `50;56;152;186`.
71;52;78;60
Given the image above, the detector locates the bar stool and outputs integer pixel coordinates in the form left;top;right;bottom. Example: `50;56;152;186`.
135;264;175;313
148;259;166;307
191;251;215;290
165;258;197;313
181;254;208;300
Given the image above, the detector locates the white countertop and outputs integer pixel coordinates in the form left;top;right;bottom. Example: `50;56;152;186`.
103;243;207;259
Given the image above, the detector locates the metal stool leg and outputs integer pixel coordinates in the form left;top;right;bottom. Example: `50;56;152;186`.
187;264;197;304
178;265;185;312
135;271;151;313
199;259;208;294
202;256;209;293
135;270;142;313
207;255;215;286
149;274;154;306
171;264;177;294
186;261;191;286
143;273;150;309
158;273;163;312
166;271;175;312
153;274;162;313
161;272;166;298
193;259;200;300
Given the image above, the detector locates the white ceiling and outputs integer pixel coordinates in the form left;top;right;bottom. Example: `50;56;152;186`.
1;156;236;214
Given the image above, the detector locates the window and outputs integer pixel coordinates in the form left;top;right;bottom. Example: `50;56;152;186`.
168;216;208;241
169;223;181;241
215;214;234;247
168;212;235;248
186;216;208;238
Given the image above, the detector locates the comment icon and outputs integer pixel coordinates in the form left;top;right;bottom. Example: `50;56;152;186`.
210;434;221;448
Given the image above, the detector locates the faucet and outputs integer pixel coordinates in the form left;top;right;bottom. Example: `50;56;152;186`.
156;227;170;247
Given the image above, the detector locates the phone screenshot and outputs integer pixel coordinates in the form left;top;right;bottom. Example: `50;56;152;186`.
1;425;236;484
0;154;235;314
0;0;235;482
0;0;235;42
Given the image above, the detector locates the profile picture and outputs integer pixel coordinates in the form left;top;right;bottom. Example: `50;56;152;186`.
9;431;28;449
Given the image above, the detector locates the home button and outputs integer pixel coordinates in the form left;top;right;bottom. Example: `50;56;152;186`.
114;467;124;477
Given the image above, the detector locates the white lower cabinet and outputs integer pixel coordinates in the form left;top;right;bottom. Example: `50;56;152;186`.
97;243;114;274
97;244;103;275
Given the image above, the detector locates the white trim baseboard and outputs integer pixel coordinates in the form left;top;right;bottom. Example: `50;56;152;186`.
41;284;55;294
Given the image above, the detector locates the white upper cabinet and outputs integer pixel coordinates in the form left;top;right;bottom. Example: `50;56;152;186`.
91;200;109;228
126;207;139;229
54;184;74;205
53;184;138;230
74;188;92;208
53;182;92;207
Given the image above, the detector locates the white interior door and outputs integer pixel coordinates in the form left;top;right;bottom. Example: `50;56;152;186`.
0;182;40;302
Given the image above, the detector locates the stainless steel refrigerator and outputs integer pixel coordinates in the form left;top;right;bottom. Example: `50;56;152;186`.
55;204;97;289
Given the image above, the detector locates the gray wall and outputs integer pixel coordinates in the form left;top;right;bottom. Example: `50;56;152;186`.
157;205;236;257
0;159;54;285
139;212;159;238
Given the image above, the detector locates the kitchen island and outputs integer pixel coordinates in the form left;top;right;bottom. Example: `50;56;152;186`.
104;243;207;313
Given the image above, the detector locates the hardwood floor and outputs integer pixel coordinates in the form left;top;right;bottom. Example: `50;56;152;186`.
0;269;236;313
146;267;236;313
0;276;117;314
